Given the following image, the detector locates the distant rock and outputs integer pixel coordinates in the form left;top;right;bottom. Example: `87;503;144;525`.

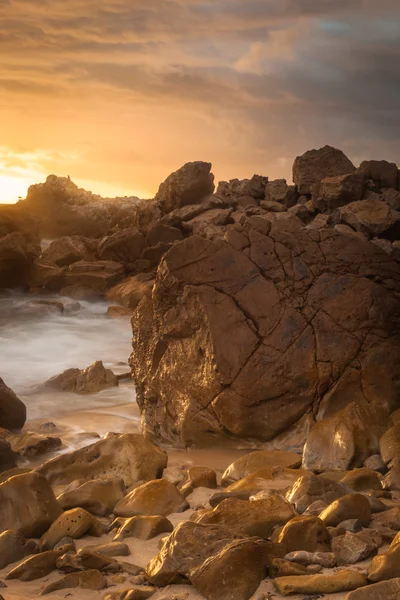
41;235;97;266
293;145;356;195
64;260;124;292
98;228;147;263
45;360;118;395
155;162;215;214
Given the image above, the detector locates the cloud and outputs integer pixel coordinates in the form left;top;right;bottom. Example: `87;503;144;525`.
0;0;399;199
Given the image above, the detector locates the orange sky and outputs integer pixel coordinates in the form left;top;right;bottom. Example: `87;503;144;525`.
1;0;399;203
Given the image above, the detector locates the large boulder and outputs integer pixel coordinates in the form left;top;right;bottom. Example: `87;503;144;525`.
312;173;364;210
358;160;399;190
130;215;400;447
339;198;400;239
41;236;97;266
37;433;167;488
0;472;62;537
293;146;356;195
155;162;215;214
0;378;26;430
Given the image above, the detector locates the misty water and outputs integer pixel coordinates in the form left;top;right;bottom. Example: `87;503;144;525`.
0;294;139;435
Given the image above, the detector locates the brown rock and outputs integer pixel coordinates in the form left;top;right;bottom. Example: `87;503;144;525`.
28;259;65;291
64;260;124;292
0;530;38;570
156;162;215;214
0;378;26;430
265;179;298;207
0;231;40;288
368;542;400;582
177;466;217;497
358;159;399;189
57;550;120;574
371;507;400;532
40;508;106;549
346;578;400;600
303;402;390;472
275;516;331;553
380;423;400;465
40;569;107;595
284;550;336;568
319;494;371;527
332;531;377;565
222;451;301;485
41;236;96;266
81;541;130;557
146;223;183;246
190;537;270;600
0;439;16;473
103;589;156;600
131;214;400;447
98;228;147;263
194;495;297;538
6;550;62;581
45;360;118;394
224;467;303;499
37;433;167;488
286;472;349;514
293;145;355;195
269;558;309;577
0;429;61;458
339;198;400;238
312;173;364;210
340;468;383;492
273;570;367;596
0;472;62;537
364;454;386;474
114;479;188;517
107;306;135;318
106;273;154;308
57;476;126;516
111;515;173;541
383;463;400;490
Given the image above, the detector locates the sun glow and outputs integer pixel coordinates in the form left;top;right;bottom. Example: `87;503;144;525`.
0;173;39;204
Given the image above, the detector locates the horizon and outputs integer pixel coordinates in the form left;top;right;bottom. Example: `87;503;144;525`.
1;1;399;204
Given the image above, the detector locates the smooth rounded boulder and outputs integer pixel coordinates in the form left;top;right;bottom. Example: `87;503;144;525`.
0;378;26;430
113;479;188;517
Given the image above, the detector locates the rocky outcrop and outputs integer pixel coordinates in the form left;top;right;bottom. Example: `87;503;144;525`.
63;260;124;292
45;361;118;395
0;378;26;430
293;146;356;195
155;161;215;214
130;214;400;447
98;228;147;263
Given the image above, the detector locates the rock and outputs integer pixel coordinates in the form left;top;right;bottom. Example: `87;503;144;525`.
37;433;167;488
106;273;154;308
145;521;246;586
41;508;105;550
217;175;268;201
222;451;301;485
114;479;188;517
28;259;65;291
269;558;309;577
284;550;336;568
273;570;367;596
57;550;120;574
177;466;217;497
332;531;377;565
0;231;40;288
45;360;118;394
339;198;400;238
41;236;96;266
286;472;349;514
6;549;63;581
340;468;383;492
382;187;400;210
274;516;331;553
81;541;130;557
265;179;298;207
131;215;400;447
0;429;61;458
0;378;26;430
64;260;124;292
260;200;287;212
40;569;107;595
380;423;400;465
383;463;400;490
368;542;400;582
303;402;390;472
319;494;371;527
194;495;296;538
0;439;16;473
111;515;173;541
303;500;329;516
103;589;156;600
293;146;356;195
312;173;364;210
107;306;135;318
358;160;399;189
371;507;400;532
60;283;104;300
155;162;215;214
190;537;270;600
364;454;386;474
0;466;31;484
346;578;400;600
223;467;305;499
146;223;183;247
98;228;147;263
57;476;126;516
0;472;62;537
0;530;38;570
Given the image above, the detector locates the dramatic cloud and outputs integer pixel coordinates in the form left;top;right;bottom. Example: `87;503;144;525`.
0;0;399;200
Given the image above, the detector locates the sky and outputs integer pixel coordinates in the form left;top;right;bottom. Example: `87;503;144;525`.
0;0;400;202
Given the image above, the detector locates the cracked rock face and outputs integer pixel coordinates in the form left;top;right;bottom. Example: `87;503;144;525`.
130;214;400;447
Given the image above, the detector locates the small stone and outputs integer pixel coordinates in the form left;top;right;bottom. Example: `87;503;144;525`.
332;531;377;565
284;551;336;568
40;569;107;595
40;508;106;550
273;570;367;596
